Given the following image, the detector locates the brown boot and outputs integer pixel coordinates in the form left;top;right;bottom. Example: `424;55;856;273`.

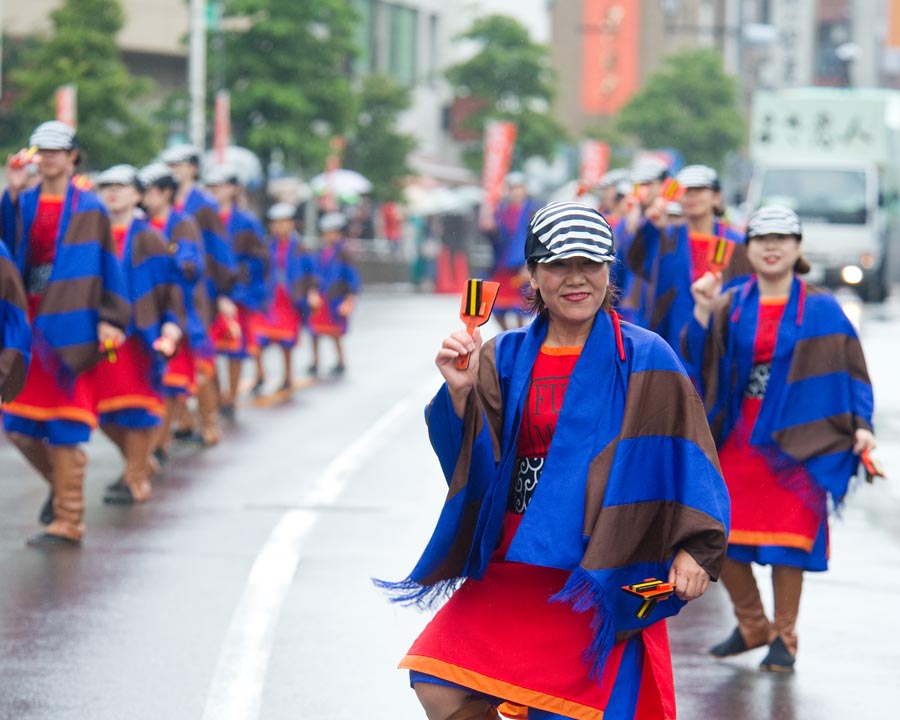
28;445;86;547
444;700;500;720
769;565;803;659
105;428;154;504
718;558;772;650
196;374;221;446
8;432;55;524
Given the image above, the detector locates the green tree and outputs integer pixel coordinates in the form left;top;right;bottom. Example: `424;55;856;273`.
616;50;743;169
343;75;416;203
220;0;357;176
3;0;161;169
445;15;567;174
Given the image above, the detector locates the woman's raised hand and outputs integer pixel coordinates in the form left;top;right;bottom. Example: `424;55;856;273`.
436;328;482;417
690;271;723;329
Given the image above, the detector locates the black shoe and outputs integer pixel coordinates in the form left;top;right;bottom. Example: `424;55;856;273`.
220;404;236;422
39;492;55;526
709;627;751;657
26;532;80;548
760;637;795;673
105;474;125;492
329;364;345;377
153;447;169;469
307;364;318;376
103;485;136;506
280;379;293;392
251;379;266;396
173;428;194;440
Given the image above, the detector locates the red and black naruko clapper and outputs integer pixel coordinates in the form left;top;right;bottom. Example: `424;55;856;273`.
861;449;886;483
707;235;735;274
456;278;500;370
660;177;685;203
622;578;676;620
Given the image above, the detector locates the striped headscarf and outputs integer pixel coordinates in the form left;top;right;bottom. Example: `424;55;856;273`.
525;201;616;264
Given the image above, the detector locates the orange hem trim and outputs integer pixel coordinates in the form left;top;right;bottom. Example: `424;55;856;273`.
759;297;789;306
162;374;192;388
2;402;97;427
539;345;583;356
257;328;298;341
399;655;603;720
97;396;165;417
729;530;815;552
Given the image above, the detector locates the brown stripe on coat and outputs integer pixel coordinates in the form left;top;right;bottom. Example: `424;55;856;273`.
583;440;618;535
326;279;351;301
771;413;858;462
205;257;236;296
131;228;169;267
475;338;503;462
61;209;111;247
132;293;163;331
722;242;752;284
0;256;28;312
0;349;29;401
59;340;103;375
98;289;132;330
173;216;202;243
787;333;871;385
233;229;268;260
193;205;225;235
648;287;676;332
290;275;316;303
581;500;728;579
446;387;486;501
421;499;483;586
620;369;721;472
38;276;103;316
626;227;648;277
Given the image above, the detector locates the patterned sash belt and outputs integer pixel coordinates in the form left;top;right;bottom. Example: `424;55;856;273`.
508;456;545;514
745;362;771;399
27;263;53;295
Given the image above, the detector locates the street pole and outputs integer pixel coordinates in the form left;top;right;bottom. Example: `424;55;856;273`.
189;0;207;149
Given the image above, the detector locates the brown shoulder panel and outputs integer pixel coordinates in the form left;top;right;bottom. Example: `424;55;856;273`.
787;333;871;385
0;255;28;312
131;227;169;267
772;413;856;462
194;205;225;235
63;209;112;249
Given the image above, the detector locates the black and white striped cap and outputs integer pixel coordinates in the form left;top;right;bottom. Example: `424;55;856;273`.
29;121;77;150
598;168;629;190
746;205;803;240
204;164;239;186
97;164;139;188
631;158;668;184
138;162;175;188
525;202;615;264
676;164;719;189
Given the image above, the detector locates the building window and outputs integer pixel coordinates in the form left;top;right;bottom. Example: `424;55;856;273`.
352;0;376;76
389;5;418;86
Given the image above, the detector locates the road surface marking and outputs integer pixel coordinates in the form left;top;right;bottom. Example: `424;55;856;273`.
201;383;432;720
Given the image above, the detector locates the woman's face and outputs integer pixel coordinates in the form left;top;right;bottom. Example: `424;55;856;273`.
37;149;76;182
681;186;718;220
100;183;140;214
747;233;802;280
530;257;609;326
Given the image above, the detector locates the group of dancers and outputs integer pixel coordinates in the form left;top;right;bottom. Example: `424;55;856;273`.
0;120;360;548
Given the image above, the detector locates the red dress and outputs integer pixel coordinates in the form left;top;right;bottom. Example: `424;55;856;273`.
401;346;673;720
717;297;827;564
93;224;165;427
254;237;301;347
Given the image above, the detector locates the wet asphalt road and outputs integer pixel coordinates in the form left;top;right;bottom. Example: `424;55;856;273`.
0;290;898;719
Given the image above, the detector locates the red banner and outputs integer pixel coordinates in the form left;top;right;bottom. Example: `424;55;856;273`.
55;85;77;129
213;91;231;164
479;120;517;229
579;140;610;190
581;0;639;114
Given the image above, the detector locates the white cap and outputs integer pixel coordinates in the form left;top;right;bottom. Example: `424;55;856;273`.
97;164;139;188
319;212;346;232
267;202;296;221
29;121;77;150
666;201;684;216
161;144;201;165
505;171;527;188
631;158;669;184
676;164;719;190
204;164;239;186
139;162;175;187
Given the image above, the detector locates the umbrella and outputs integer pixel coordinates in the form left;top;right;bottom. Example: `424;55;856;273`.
310;169;373;199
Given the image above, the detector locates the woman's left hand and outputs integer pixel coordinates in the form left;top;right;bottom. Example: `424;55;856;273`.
668;549;710;602
853;428;877;455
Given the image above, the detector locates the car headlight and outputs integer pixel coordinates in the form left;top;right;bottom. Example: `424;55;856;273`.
841;265;864;285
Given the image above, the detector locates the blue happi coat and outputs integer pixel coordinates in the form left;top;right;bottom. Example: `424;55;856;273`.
223;205;269;312
379;311;730;676
0;238;31;401
1;182;130;380
181;186;236;313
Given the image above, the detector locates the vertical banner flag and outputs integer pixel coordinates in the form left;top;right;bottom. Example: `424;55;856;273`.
479;120;517;229
579;140;610;191
890;0;900;48
213;90;231;165
55;84;77;128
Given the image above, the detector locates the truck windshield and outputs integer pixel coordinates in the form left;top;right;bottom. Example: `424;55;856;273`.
757;168;868;224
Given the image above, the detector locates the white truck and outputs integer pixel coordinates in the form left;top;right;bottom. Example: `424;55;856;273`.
746;88;900;301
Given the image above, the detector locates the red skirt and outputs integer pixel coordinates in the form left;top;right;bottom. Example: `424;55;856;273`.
255;285;301;347
162;341;197;397
308;300;349;338
209;303;261;358
94;335;164;424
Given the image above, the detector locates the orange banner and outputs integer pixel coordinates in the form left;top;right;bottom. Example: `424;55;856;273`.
479;120;517;228
579;140;610;189
580;0;639;114
890;0;900;48
55;85;77;129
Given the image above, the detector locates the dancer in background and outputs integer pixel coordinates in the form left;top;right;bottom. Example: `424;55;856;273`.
684;206;876;672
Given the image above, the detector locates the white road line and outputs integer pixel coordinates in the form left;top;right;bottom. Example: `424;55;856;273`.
201;386;430;720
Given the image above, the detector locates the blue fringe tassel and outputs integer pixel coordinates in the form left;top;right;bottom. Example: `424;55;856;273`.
372;575;465;611
550;567;615;680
